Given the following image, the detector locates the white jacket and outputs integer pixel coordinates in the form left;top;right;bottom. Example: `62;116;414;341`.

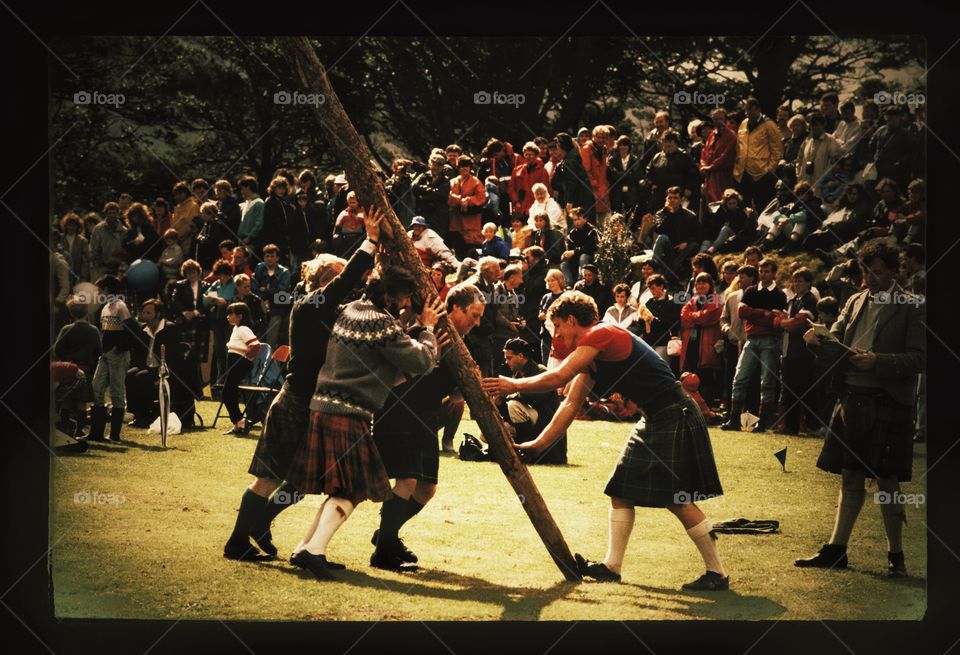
408;228;459;269
527;197;565;234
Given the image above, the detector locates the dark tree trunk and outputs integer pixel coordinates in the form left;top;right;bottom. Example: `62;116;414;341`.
277;36;580;582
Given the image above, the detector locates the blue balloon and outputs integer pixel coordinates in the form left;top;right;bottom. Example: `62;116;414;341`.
126;259;161;292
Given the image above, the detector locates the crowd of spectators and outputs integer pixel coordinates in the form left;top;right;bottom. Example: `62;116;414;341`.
51;90;926;444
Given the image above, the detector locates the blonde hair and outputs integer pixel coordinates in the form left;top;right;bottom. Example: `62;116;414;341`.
303;254;348;292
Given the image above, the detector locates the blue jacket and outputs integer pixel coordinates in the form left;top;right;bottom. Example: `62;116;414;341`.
481;235;511;260
252;263;292;316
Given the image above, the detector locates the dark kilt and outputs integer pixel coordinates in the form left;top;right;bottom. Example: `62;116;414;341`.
373;409;441;484
177;316;210;363
248;385;309;479
286;410;392;505
816;388;914;481
604;395;723;508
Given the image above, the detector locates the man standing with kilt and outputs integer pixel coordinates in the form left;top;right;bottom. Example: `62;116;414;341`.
284;267;445;579
369;282;486;571
222;208;382;561
482;290;729;591
795;239;924;577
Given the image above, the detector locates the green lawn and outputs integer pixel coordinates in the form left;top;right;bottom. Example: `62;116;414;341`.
50;401;926;621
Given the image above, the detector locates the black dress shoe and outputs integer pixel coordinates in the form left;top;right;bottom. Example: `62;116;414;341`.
371;529;418;563
682;571;730;591
290;550;336;579
224;541;274;562
251;530;278;558
370;548;419;572
795;543;848;569
888;551;907;578
289;550;347;570
574;553;621;582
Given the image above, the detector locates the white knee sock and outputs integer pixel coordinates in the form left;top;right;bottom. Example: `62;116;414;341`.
293;502;325;554
602;507;635;574
303;497;355;556
828;487;866;546
879;493;905;553
687;518;725;576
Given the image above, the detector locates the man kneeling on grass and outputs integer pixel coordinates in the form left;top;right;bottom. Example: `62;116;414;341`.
482;291;729;591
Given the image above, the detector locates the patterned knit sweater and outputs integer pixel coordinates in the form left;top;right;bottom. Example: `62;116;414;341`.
310;298;438;420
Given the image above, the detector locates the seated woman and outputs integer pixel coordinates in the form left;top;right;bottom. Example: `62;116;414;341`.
482;291;728;591
222;302;262;436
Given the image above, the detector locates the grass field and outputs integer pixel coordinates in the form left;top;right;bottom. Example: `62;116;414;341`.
50;400;926;621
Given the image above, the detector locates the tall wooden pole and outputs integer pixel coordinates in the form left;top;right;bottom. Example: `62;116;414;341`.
278;37;580;582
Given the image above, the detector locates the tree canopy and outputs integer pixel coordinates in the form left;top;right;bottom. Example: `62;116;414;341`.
49;34;921;216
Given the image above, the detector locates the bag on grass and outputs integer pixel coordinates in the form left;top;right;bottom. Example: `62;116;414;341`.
149;411;181;435
459;433;490;462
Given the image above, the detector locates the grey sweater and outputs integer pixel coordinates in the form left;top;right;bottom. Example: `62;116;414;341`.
310;297;438;420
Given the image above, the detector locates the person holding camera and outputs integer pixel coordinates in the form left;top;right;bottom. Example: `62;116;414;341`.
796;112;844;188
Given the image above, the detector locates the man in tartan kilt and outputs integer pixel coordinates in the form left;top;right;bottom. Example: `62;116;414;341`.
482;290;730;591
795;239;924;578
369;282;486;571
222;208;382;562
283;266;446;580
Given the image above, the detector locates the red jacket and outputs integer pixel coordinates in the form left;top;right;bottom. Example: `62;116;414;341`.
700;126;738;203
509;158;551;216
448;174;487;245
679;295;723;370
579;140;610;213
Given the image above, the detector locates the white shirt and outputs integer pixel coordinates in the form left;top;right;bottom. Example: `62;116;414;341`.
143;319;167;368
832;118;863;153
602;304;637;330
227;325;259;357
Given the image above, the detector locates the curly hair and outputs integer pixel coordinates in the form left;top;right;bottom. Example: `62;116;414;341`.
548;290;598;326
858;238;899;271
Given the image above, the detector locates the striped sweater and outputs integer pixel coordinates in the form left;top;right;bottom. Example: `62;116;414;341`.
310;298;438;421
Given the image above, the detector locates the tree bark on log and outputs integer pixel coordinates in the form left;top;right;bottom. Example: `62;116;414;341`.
278;36;580;582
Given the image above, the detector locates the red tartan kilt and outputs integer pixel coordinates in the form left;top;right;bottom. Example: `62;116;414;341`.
286;411;392;505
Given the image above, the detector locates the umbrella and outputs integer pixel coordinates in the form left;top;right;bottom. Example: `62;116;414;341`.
159;345;171;448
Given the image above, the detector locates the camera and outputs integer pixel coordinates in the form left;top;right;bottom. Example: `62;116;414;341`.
804;161;815;175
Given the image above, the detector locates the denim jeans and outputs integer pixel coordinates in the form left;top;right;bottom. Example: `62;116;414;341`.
652;234;697;284
561;253;592;288
91;348;131;408
699;225;736;253
731;334;781;405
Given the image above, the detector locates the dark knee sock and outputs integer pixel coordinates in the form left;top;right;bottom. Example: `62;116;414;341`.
377;495;410;545
403;497;425;523
225;489;268;552
262;480;301;524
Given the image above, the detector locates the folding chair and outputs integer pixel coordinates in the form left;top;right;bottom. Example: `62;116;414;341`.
238;344;290;425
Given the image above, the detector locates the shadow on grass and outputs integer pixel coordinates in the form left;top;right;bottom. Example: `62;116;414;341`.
265;560;580;620
626;582;788;620
858;570;927;588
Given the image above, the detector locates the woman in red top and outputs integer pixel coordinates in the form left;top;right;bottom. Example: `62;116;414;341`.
430;262;454;301
679;272;724;404
509;142;551;219
482;291;728;591
580;126;613;216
